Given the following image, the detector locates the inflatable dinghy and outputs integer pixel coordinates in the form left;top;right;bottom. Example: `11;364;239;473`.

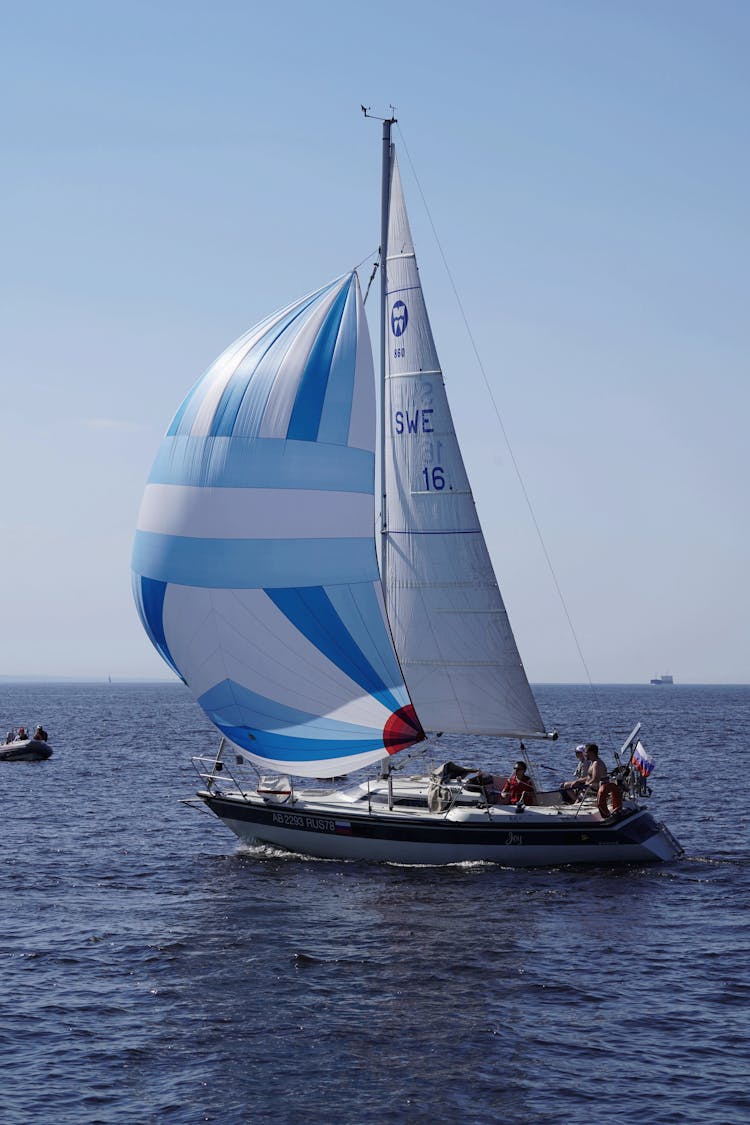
0;739;53;762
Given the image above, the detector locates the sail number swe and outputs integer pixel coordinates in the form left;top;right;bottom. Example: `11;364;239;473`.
393;408;433;434
393;408;448;492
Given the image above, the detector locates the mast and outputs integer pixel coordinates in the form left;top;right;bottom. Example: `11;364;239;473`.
379;115;396;598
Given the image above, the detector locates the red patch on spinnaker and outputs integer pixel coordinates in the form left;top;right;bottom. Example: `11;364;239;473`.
383;705;425;755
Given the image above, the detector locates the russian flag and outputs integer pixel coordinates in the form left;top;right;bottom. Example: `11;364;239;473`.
334;820;353;835
632;741;655;777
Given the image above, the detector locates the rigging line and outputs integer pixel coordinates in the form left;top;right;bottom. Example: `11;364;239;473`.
395;124;606;730
353;246;379;275
363;257;379;305
353;247;380;304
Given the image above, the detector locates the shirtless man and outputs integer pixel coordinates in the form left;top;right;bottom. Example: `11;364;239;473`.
560;743;607;802
582;743;608;790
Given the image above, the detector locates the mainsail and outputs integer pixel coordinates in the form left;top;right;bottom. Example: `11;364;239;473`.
132;272;423;777
382;152;546;737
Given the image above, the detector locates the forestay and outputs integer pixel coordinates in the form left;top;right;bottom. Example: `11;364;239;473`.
132;273;423;777
382;152;546;737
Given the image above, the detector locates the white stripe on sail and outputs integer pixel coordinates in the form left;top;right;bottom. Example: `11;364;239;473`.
137;484;373;540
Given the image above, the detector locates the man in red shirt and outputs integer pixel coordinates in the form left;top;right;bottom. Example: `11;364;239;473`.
501;761;536;806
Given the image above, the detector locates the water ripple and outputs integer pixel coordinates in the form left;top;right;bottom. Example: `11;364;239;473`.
0;682;748;1124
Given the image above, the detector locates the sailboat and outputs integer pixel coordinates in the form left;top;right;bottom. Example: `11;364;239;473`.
132;118;682;865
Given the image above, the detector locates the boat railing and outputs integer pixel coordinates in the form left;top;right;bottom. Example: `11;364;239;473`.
615;766;651;800
190;754;256;800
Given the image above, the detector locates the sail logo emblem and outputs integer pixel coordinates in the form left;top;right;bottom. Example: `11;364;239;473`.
391;300;408;337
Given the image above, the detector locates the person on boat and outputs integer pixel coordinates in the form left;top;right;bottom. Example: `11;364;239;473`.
14;726;29;742
560;745;588;795
561;743;608;802
34;725;48;742
500;761;536;806
583;744;608;788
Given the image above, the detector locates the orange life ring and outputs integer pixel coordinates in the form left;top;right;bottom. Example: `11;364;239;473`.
597;782;623;819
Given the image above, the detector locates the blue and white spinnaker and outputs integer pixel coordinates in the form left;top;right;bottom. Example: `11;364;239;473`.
132;272;423;777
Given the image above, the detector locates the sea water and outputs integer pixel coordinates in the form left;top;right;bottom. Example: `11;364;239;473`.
0;682;748;1125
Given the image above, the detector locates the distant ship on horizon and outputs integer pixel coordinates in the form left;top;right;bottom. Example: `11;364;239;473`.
650;674;674;685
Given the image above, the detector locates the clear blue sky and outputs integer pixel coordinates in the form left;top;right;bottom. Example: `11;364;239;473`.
3;0;748;683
